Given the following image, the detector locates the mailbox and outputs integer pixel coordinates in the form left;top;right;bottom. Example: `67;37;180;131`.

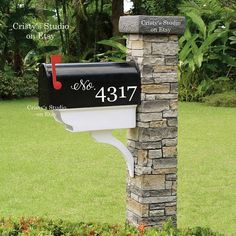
38;61;140;132
39;62;140;109
38;60;140;177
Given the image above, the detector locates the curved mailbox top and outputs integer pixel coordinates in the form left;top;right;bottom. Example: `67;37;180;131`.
39;62;141;109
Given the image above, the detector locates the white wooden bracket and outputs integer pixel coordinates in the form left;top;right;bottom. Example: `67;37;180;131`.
91;130;134;177
52;106;135;177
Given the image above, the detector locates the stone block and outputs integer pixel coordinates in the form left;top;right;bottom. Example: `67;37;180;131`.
139;196;176;204
149;189;172;197
165;202;176;207
141;93;146;101
126;210;139;226
128;148;138;158
149;149;162;159
142;84;170;93
162;138;177;147
150;203;165;210
143;42;152;54
128;184;144;197
166;174;177;181
127;140;136;148
163;110;177;118
144;35;169;42
131;49;144;57
171;83;178;93
146;94;156;100
137;122;150;128
150;210;165;217
138;150;148;165
155;94;178;100
153;72;177;83
139;100;169;113
143;57;165;65
153;168;177;174
165;56;177;65
127;197;149;217
139;127;177;142
139;141;162;150
167;118;177;127
152;42;178;56
172;181;177;193
129;34;143;41
141;217;166;227
132;175;165;190
165;205;176;216
153;158;177;169
131;40;144;49
143;65;154;74
163;146;177;158
135;166;152;175
150;120;167;128
154;65;177;73
165;181;172;189
170;100;177;110
138;112;162;122
127;128;139;141
141;77;155;85
169;35;178;41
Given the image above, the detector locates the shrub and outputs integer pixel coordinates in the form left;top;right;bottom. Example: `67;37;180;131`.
178;0;236;101
0;66;38;99
203;91;236;107
0;217;223;236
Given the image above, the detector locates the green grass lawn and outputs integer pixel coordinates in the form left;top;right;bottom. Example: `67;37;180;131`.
0;99;235;235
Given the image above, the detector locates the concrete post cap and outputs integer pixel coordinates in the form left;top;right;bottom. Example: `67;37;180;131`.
119;15;185;35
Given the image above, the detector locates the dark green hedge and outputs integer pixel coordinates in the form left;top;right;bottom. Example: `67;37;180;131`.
0;217;223;236
0;66;38;99
203;91;236;107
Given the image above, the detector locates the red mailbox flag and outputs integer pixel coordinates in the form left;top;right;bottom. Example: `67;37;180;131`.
51;55;62;90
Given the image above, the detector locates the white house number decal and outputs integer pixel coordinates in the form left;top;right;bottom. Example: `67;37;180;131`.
71;79;137;103
71;79;95;91
95;86;137;102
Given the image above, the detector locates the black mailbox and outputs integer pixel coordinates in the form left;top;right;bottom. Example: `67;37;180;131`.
39;62;140;109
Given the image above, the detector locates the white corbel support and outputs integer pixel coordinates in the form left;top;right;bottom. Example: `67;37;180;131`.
91;130;134;177
52;106;136;178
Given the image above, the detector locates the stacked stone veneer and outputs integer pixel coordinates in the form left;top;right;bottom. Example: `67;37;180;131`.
126;34;178;227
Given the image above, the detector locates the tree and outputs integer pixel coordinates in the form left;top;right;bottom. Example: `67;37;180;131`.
0;0;37;74
112;0;123;36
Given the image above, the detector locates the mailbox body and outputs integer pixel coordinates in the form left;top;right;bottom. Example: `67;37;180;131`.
39;62;140;109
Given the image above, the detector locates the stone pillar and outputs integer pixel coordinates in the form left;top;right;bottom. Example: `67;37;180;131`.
119;16;185;227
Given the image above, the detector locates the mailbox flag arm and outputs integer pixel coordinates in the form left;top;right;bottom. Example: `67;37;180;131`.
51;55;62;90
91;130;134;178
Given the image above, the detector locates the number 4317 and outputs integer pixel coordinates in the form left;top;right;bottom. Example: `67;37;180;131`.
95;86;137;103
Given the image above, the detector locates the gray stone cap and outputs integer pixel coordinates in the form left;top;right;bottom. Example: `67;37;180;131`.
119;15;185;35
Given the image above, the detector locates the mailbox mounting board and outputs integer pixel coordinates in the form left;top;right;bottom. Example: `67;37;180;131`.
39;62;141;109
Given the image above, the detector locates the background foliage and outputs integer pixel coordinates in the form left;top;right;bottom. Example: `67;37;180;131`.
0;0;235;102
178;0;236;101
